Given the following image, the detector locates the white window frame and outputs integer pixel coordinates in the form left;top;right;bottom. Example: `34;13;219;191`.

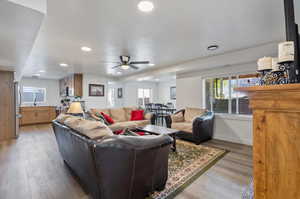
107;87;116;108
203;73;258;116
22;87;47;104
137;88;153;107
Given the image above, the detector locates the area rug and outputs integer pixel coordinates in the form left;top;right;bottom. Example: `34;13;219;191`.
150;140;227;199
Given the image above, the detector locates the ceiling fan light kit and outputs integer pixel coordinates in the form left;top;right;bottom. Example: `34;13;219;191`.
121;64;130;70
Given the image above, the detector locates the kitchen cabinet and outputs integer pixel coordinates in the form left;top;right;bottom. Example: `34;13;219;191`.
20;106;57;126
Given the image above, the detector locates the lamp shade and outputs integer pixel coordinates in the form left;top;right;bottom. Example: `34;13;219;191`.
67;102;83;114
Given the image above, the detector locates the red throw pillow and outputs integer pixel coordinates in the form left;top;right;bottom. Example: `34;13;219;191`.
101;112;115;124
114;130;123;135
131;110;144;121
136;132;146;136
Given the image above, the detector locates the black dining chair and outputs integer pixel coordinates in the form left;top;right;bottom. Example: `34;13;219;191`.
145;103;153;112
155;104;171;126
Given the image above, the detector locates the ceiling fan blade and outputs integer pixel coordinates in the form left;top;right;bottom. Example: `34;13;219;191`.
112;64;122;69
129;64;139;70
99;61;121;64
129;61;150;65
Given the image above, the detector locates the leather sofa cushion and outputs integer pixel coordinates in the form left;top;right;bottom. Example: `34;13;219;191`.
64;117;113;139
110;108;127;122
171;122;193;133
109;120;150;131
123;107;138;120
184;107;206;122
171;111;184;122
90;108;111;117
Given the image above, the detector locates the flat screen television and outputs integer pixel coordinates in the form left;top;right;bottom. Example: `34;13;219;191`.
284;0;300;83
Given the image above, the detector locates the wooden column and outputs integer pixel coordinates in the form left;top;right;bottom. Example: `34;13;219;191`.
236;84;300;199
0;71;16;141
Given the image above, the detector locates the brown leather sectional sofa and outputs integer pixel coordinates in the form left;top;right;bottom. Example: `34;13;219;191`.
52;120;173;199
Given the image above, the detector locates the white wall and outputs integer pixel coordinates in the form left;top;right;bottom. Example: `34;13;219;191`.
107;82;125;108
82;74;111;110
176;76;203;109
20;77;60;107
214;114;252;145
176;63;256;145
20;75;115;110
122;81;158;107
157;80;176;106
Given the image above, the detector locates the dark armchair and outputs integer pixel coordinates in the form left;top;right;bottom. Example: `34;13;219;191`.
166;108;214;145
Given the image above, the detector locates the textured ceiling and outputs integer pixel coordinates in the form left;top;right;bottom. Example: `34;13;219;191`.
0;1;44;78
0;0;288;79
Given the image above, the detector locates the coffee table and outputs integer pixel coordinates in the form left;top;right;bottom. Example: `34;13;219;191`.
136;125;179;152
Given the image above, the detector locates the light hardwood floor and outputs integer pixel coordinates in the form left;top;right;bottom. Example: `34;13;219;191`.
0;124;252;199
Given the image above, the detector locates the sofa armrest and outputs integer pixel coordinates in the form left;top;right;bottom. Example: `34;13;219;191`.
96;134;173;150
89;113;101;121
166;109;185;128
192;112;214;144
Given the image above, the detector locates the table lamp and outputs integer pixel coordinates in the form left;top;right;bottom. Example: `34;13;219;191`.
67;102;84;117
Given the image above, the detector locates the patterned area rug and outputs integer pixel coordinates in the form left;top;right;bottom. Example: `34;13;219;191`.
150;140;227;199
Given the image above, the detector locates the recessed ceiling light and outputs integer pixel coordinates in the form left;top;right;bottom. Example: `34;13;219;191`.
138;1;154;12
81;46;92;52
121;64;130;70
207;45;219;51
39;70;45;73
117;71;122;75
149;63;155;66
60;63;69;67
33;73;41;77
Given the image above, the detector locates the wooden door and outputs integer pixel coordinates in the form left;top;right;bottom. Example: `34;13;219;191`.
0;71;16;141
265;111;300;199
236;84;300;199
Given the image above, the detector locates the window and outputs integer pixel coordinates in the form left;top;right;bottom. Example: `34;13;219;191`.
205;74;259;115
107;88;116;107
138;88;152;107
22;87;46;104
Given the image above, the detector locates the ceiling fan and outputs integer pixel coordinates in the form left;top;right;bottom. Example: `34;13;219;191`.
108;56;150;70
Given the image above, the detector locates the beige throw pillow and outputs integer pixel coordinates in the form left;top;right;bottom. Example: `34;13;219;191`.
55;114;74;123
64;117;113;139
171;111;184;122
110;108;127;122
64;117;82;128
184;107;206;122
